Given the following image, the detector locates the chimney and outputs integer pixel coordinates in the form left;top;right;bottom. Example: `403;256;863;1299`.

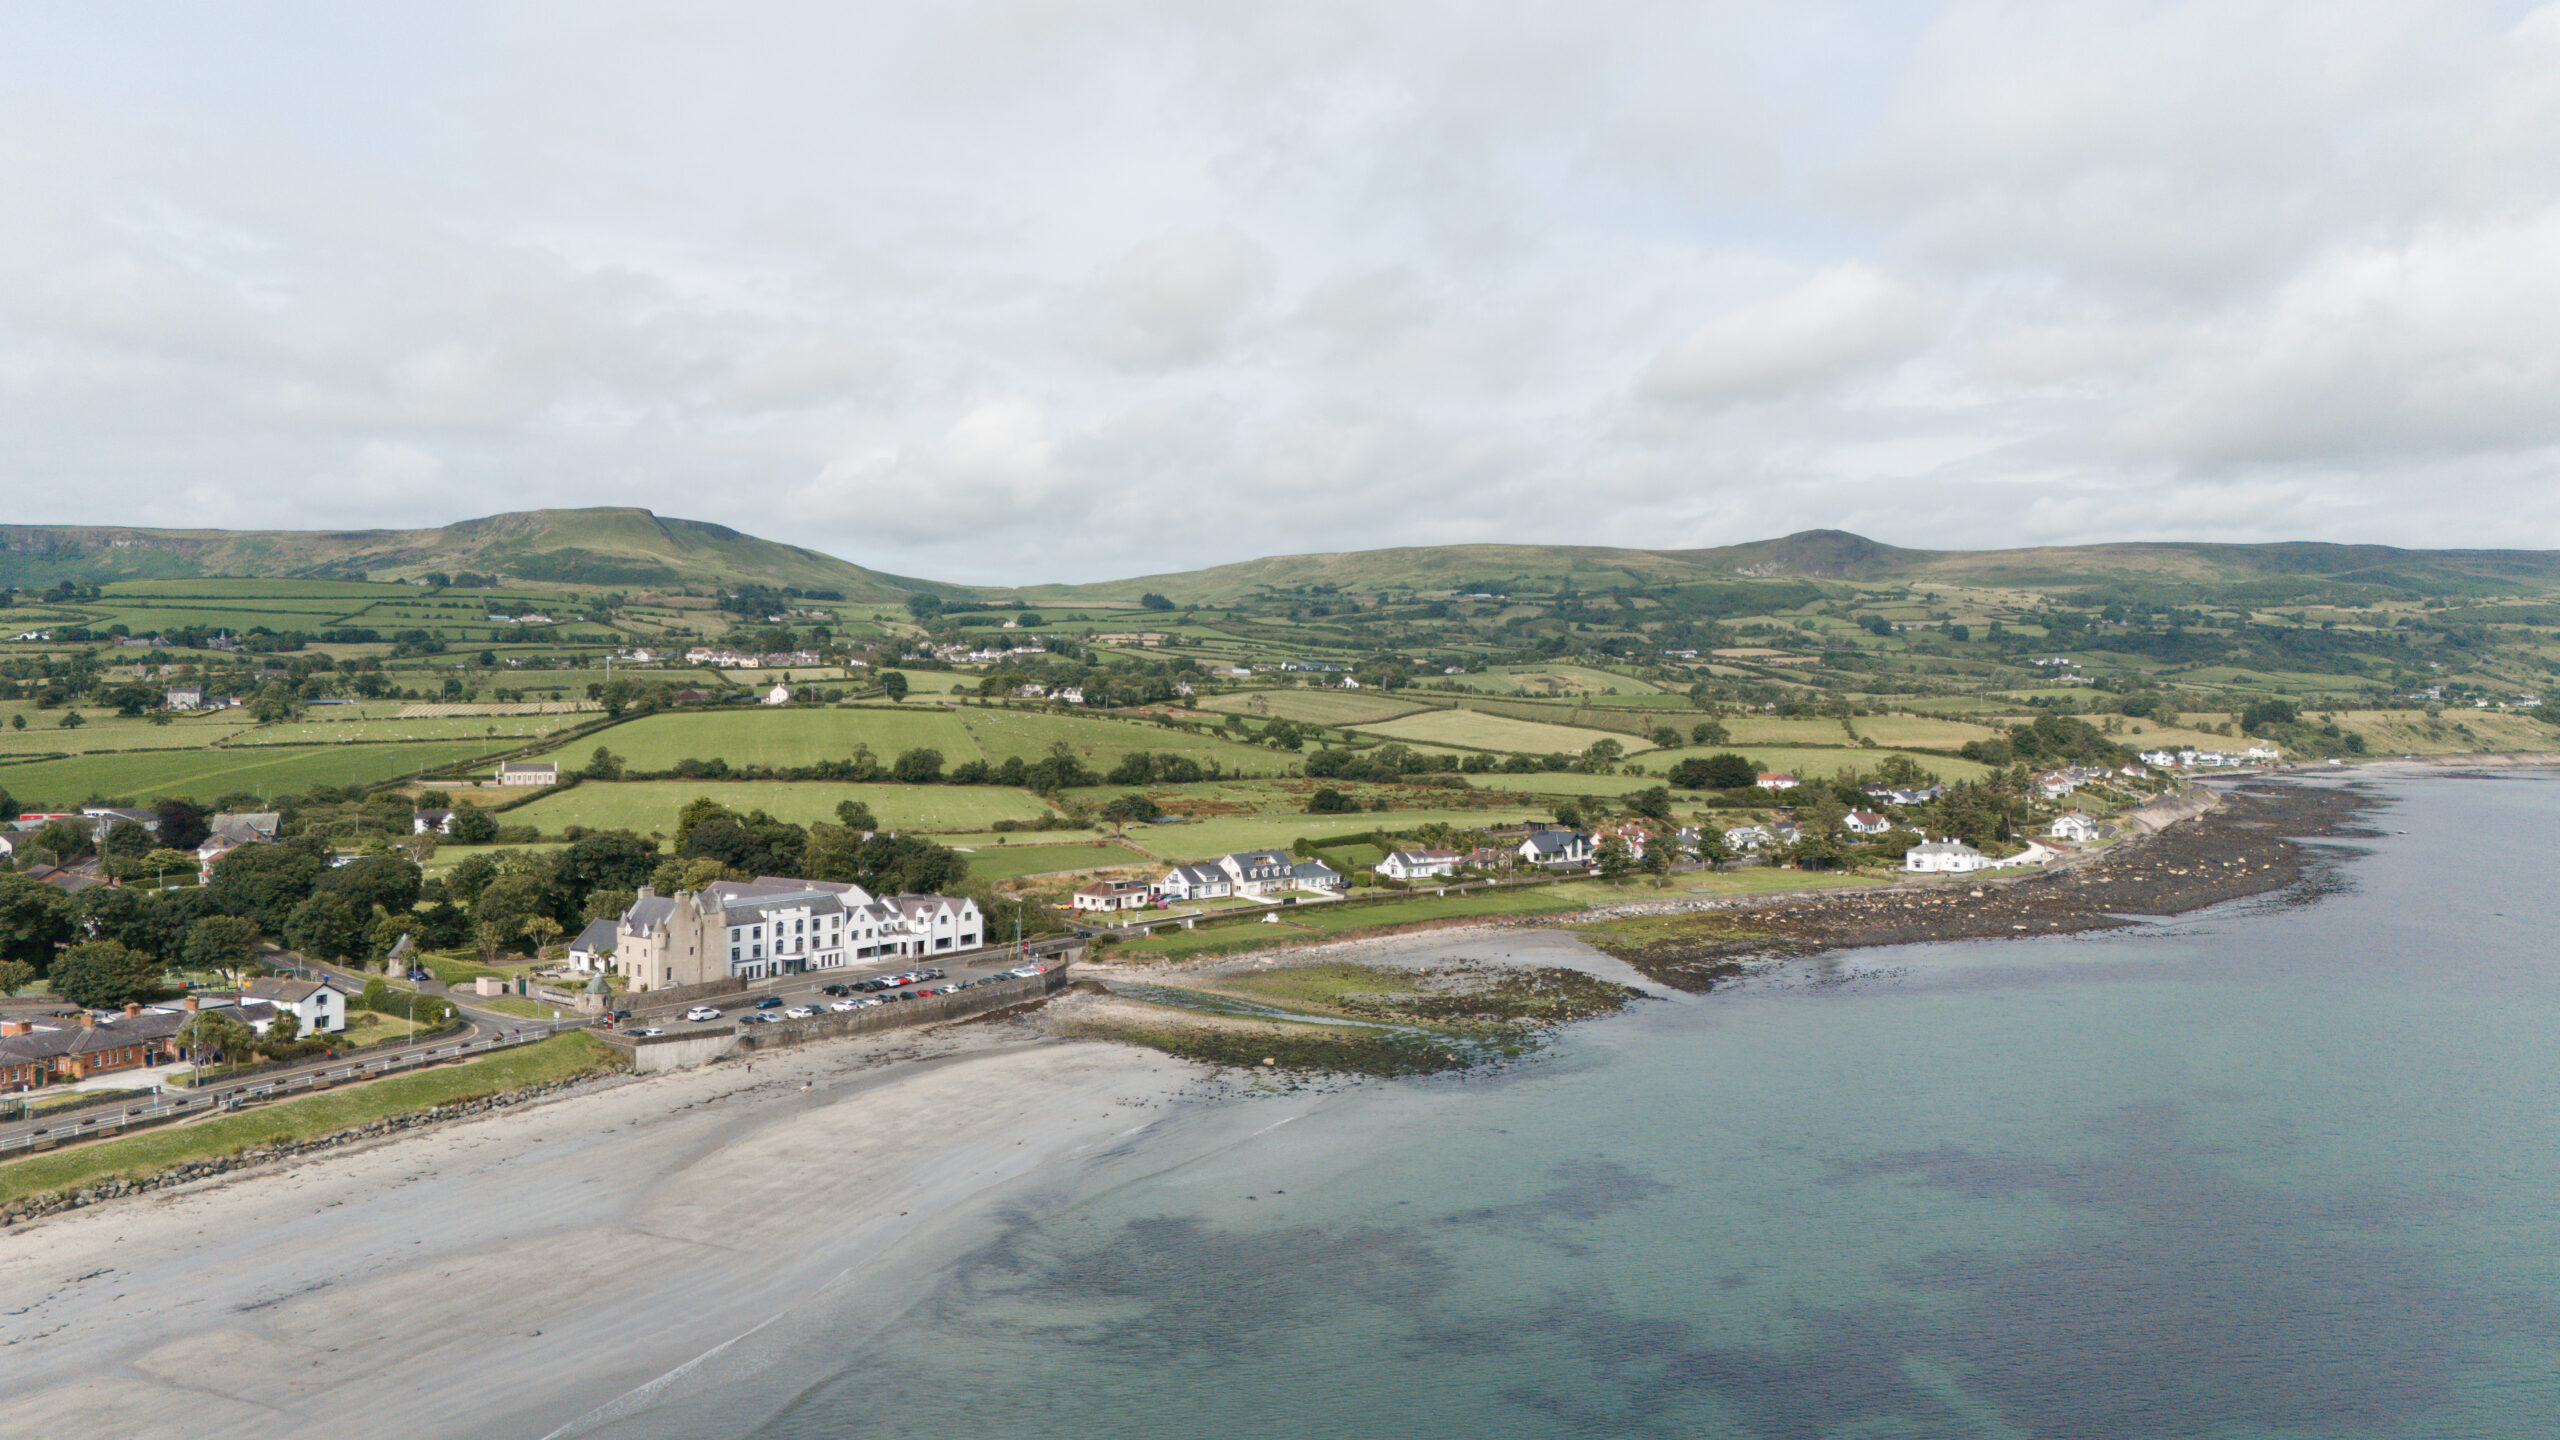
184;996;200;1012
78;1012;95;1028
1;1020;27;1037
637;886;654;901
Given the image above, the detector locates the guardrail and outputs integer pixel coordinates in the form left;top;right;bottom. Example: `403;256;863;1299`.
0;1021;584;1160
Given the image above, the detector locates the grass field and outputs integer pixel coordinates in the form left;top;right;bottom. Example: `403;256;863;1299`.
505;780;1055;835
954;708;1283;772
1713;716;1862;746
1197;690;1431;726
1353;708;1659;755
1632;743;1993;785
0;1033;617;1209
536;708;978;770
0;740;506;806
956;839;1152;882
1113;886;1593;960
1120;805;1559;862
2326;710;2558;755
1848;715;2009;749
238;714;583;745
1444;665;1663;695
0;711;260;755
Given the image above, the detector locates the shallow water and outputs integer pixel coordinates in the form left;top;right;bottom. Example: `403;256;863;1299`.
599;774;2560;1439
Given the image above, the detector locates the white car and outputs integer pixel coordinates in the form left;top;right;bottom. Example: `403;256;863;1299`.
684;1006;723;1022
784;1006;817;1019
829;999;862;1012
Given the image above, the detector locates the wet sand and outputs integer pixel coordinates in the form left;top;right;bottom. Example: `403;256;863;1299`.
0;1021;1197;1440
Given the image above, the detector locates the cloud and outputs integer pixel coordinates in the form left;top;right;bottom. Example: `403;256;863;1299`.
1072;225;1274;369
1639;264;1946;406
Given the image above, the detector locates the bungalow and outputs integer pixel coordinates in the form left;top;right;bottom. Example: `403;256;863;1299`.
2049;813;2101;843
243;977;348;1034
414;808;455;835
1755;773;1799;791
567;918;618;974
1518;829;1593;868
1376;849;1460;881
1842;810;1892;836
1461;846;1511;871
1290;859;1345;894
497;761;559;786
1072;879;1155;913
1218;850;1296;897
1154;863;1232;903
1904;838;1992;874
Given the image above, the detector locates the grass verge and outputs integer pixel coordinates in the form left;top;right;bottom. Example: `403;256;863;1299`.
0;1033;619;1210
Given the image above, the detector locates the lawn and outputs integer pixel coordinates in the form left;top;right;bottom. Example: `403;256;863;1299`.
535;707;979;770
1197;690;1433;727
1354;708;1660;755
0;740;509;807
0;1033;618;1208
1112;886;1592;961
504;780;1055;835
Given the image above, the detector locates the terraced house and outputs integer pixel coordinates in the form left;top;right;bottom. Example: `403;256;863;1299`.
611;877;984;989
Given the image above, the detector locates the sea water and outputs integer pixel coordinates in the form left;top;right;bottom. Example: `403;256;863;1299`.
616;773;2560;1439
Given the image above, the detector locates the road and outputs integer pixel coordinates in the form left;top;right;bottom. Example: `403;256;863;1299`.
615;941;1069;1035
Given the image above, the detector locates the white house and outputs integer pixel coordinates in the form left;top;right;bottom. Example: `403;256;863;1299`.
763;683;792;706
1072;879;1154;913
1290;859;1344;894
1154;863;1232;903
1218;850;1296;897
2049;813;2101;843
413;808;455;834
497;762;559;787
1518;830;1593;868
1376;849;1460;881
566;919;618;974
1723;824;1772;852
1842;810;1892;836
242;977;347;1034
1756;773;1799;791
1904;838;1992;874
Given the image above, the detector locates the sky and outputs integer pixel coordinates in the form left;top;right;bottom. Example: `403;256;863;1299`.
3;2;2557;585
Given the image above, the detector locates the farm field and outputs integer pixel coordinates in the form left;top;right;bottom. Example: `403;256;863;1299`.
2324;710;2558;755
1713;716;1863;746
1848;715;2009;749
1120;805;1560;863
533;708;977;771
954;840;1150;883
1353;708;1660;755
502;780;1054;836
0;712;259;755
954;708;1283;773
1443;665;1662;695
1111;886;1592;961
1197;689;1430;726
1633;744;1994;785
0;740;504;807
237;714;582;746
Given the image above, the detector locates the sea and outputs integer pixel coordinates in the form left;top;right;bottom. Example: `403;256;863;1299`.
602;772;2560;1439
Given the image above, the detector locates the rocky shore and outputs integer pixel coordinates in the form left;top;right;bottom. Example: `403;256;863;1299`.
1576;780;2381;990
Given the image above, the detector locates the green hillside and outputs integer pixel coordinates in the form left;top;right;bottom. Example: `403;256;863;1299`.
0;508;953;598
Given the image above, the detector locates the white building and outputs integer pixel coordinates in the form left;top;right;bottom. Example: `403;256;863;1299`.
616;876;984;986
763;683;792;706
1755;773;1799;791
1518;830;1593;867
1376;849;1460;881
497;762;559;787
1218;850;1296;897
2049;813;2101;843
1904;838;1992;874
1843;811;1891;836
567;919;617;974
1154;863;1232;903
1073;879;1154;912
242;977;347;1034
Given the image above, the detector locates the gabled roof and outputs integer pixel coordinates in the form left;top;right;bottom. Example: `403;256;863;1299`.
245;977;341;1004
570;919;619;952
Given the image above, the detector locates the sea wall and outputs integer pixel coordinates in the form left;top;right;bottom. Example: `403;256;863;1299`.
608;966;1073;1073
2121;784;2220;834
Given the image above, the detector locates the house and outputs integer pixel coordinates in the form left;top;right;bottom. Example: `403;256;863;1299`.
1376;849;1460;881
1518;829;1593;868
762;683;792;706
1154;863;1232;903
243;977;348;1034
84;806;159;845
0;1006;191;1086
1843;810;1892;836
1218;850;1296;897
1904;838;1992;874
1594;823;1651;859
1290;859;1344;894
165;684;204;710
1072;879;1154;913
1755;774;1799;791
413;809;455;835
1461;846;1511;871
567;919;618;974
497;761;558;786
2049;813;2101;843
208;811;281;843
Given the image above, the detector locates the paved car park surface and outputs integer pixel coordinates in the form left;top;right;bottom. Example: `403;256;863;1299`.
626;949;1060;1032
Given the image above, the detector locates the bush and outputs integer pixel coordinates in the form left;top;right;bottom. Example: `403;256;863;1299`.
1307;788;1359;813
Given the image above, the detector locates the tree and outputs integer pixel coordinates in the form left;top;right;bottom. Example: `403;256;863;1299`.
0;874;73;970
72;885;176;956
679;811;806;877
1697;829;1735;872
321;854;423;915
1139;592;1176;611
1552;799;1584;830
264;1009;303;1051
1649;726;1683;749
56;709;85;729
1668;752;1759;790
0;959;34;995
1625;786;1673;821
585;745;626;780
555;833;659;902
1690;719;1729;746
523;915;565;960
286;889;378;963
1306;788;1357;813
804;826;967;894
1594;835;1634;881
446;808;500;844
891;747;945;783
153;797;211;852
880;670;908;702
835;798;877;831
179;1010;255;1071
1102;793;1162;824
1639;843;1671;886
50;939;166;1009
183;912;264;968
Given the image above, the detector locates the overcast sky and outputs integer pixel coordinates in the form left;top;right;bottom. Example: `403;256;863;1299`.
4;3;2557;583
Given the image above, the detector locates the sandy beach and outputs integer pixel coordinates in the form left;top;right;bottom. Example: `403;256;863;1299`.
0;1020;1202;1439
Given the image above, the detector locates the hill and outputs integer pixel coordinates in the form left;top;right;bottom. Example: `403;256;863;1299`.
1021;531;2560;605
0;508;953;598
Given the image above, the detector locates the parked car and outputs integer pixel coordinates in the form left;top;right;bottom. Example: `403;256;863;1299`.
630;1026;663;1037
820;984;853;996
684;1006;723;1022
784;1006;817;1019
754;995;785;1010
829;999;862;1012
